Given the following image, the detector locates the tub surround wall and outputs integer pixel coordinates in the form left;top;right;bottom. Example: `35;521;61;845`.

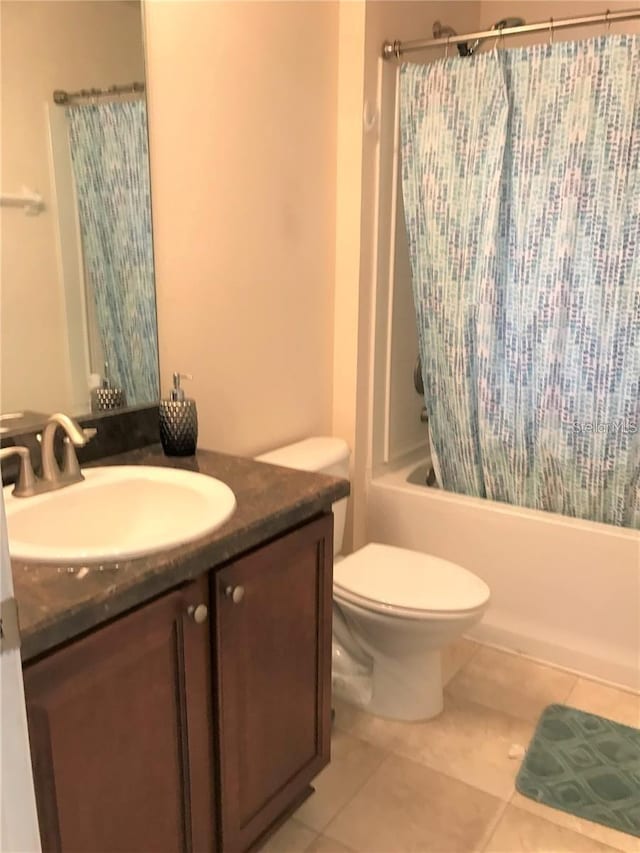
336;1;480;551
368;464;640;690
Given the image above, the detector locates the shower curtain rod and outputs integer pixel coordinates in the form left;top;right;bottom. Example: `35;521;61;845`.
382;7;640;59
53;82;145;105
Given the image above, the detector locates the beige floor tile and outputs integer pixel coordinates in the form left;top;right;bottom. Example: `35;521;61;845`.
324;753;502;853
260;818;317;853
485;805;623;852
295;730;387;832
389;693;534;799
511;792;640;853
567;679;640;728
475;800;512;853
332;697;406;750
306;835;356;853
447;646;576;722
443;637;480;686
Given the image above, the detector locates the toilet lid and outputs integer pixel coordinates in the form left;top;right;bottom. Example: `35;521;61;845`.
333;544;490;614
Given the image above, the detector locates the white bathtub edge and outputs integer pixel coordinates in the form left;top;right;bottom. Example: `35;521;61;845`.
366;462;640;692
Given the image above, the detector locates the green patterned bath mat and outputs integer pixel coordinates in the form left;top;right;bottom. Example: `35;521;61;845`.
516;704;640;837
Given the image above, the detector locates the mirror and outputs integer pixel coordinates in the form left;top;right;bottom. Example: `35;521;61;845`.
0;0;159;435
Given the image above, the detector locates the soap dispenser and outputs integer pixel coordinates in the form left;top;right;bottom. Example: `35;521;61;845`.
90;361;126;412
159;372;198;456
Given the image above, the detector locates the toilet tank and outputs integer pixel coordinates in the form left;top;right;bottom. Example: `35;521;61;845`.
255;437;350;557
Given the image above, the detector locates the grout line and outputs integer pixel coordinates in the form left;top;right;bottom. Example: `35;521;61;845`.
296;732;390;836
562;675;579;705
463;634;483;665
319;751;397;843
383;728;527;809
459;636;483;669
302;831;321;853
332;702;405;753
477;795;511;853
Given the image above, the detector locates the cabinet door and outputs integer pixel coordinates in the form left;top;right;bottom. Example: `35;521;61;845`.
214;514;333;851
23;577;215;853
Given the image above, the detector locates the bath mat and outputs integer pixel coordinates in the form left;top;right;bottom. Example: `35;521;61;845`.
516;704;640;837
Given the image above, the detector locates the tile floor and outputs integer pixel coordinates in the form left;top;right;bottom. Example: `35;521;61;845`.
262;641;640;853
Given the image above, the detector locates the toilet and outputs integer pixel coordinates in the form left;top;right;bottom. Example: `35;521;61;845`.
256;437;490;721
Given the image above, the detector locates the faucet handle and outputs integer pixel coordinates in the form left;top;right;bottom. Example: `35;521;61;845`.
63;423;97;448
62;437;82;479
80;427;97;444
62;427;96;479
0;446;37;497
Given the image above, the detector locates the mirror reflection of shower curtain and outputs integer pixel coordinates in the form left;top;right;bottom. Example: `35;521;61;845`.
66;99;159;405
400;35;640;528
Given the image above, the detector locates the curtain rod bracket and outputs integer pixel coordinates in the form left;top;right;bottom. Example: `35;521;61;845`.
382;40;401;60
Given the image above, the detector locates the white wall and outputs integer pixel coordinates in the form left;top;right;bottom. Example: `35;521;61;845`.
144;1;339;457
332;0;366;550
479;0;640;40
0;1;145;416
145;0;478;476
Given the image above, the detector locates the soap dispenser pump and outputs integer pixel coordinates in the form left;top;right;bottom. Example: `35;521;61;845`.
159;372;198;456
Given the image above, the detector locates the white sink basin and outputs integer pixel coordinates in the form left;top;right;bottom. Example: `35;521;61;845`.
3;466;236;564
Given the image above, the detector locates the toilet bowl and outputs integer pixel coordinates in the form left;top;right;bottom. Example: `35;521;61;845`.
333;543;489;719
256;437;490;721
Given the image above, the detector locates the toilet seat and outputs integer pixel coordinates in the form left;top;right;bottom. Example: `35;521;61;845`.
333;543;490;620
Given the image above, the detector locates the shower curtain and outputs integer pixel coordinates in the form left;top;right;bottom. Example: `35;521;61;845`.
67;100;159;406
401;35;640;528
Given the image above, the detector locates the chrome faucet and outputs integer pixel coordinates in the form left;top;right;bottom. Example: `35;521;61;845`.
0;413;96;498
40;413;96;491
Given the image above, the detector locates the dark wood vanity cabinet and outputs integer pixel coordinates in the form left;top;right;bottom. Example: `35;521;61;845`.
214;513;333;851
23;513;333;853
23;575;216;853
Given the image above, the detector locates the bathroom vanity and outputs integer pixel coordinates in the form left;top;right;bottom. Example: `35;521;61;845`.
12;446;348;852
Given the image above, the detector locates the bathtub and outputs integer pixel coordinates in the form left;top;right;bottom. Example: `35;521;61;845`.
367;461;640;690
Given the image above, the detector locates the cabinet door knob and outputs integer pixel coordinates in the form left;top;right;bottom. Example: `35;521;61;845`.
224;585;245;604
187;603;208;624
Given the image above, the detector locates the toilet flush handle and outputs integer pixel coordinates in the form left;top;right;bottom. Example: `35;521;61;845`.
224;585;245;604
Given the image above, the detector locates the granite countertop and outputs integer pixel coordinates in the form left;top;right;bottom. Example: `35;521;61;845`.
13;445;349;663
